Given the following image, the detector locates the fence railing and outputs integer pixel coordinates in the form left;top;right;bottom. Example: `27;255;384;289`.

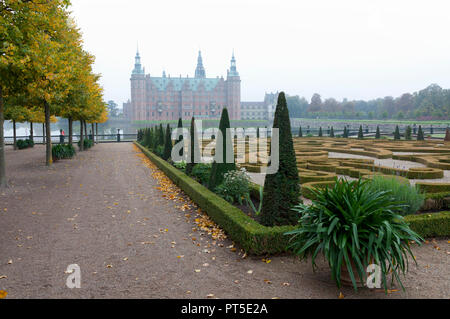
4;134;138;145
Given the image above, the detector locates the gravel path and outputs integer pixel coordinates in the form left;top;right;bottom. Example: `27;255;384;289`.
0;144;448;299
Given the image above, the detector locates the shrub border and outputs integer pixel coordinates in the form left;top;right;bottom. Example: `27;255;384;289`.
134;142;296;255
135;143;449;253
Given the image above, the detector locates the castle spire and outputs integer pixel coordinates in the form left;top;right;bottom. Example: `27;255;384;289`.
194;50;206;78
132;46;144;75
228;51;239;77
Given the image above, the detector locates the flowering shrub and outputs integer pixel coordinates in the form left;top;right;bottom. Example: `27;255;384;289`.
215;169;251;205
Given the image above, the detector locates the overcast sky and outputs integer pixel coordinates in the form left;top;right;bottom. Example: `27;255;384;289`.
70;0;450;107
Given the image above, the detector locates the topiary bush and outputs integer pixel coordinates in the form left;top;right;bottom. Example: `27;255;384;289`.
260;92;301;226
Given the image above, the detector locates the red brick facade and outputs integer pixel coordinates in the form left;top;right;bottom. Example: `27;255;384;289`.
128;51;241;122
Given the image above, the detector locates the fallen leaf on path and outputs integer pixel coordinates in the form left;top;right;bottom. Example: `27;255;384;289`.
338;292;345;299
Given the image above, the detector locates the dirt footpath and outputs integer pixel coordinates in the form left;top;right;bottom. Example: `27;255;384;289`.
0;143;448;299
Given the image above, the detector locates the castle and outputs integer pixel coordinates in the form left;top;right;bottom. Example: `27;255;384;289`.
123;50;241;121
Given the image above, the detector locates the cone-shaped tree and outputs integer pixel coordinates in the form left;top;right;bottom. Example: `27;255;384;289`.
358;125;364;139
260;92;300;226
186;117;201;175
209;108;235;190
417;125;424;141
257;127;260;139
394;125;401;140
430;125;434;134
175;118;184;157
343;126;348;138
318;127;323;137
151;126;158;150
330;126;335;137
163;124;172;160
445;128;450;142
405;126;412;140
375;125;381;139
298;126;303;137
158;123;164;146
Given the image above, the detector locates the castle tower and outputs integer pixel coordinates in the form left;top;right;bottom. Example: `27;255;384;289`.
130;48;146;121
194;50;206;78
226;52;241;120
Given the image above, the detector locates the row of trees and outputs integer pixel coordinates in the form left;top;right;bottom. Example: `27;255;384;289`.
286;84;450;120
1;1;107;187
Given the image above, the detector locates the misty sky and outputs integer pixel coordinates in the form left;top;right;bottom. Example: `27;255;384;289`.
70;0;450;107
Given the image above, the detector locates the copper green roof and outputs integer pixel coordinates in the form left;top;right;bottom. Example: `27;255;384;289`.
150;77;220;92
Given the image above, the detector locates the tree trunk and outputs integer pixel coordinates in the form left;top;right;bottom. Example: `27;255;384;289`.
30;122;34;143
96;123;98;144
13;120;17;150
91;123;95;144
68;117;73;146
42;123;45;144
79;120;84;151
44;100;52;166
0;85;7;187
84;120;88;141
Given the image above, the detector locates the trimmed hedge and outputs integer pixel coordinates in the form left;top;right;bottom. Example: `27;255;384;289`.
404;212;450;238
416;182;450;193
301;180;336;199
135;142;296;255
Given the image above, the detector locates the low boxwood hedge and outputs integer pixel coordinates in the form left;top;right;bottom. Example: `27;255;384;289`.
135;142;296;255
416;182;450;193
404;212;450;238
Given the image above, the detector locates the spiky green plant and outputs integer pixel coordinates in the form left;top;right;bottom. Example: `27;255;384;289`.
286;178;423;292
367;176;424;216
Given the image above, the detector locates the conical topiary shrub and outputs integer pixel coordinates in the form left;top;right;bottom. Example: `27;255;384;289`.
208;108;235;190
417;125;424;141
175;118;184;158
298;126;303;137
375;126;381;139
394;125;401;140
318;127;323;137
260;92;301;226
163;124;173;161
358;125;364;139
405;126;412;140
159;123;164;146
343;126;349;138
445;128;450;142
330;126;335;138
186;117;201;175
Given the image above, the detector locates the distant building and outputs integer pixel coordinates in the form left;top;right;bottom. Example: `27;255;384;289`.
240;102;266;120
240;92;279;121
127;50;241;122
